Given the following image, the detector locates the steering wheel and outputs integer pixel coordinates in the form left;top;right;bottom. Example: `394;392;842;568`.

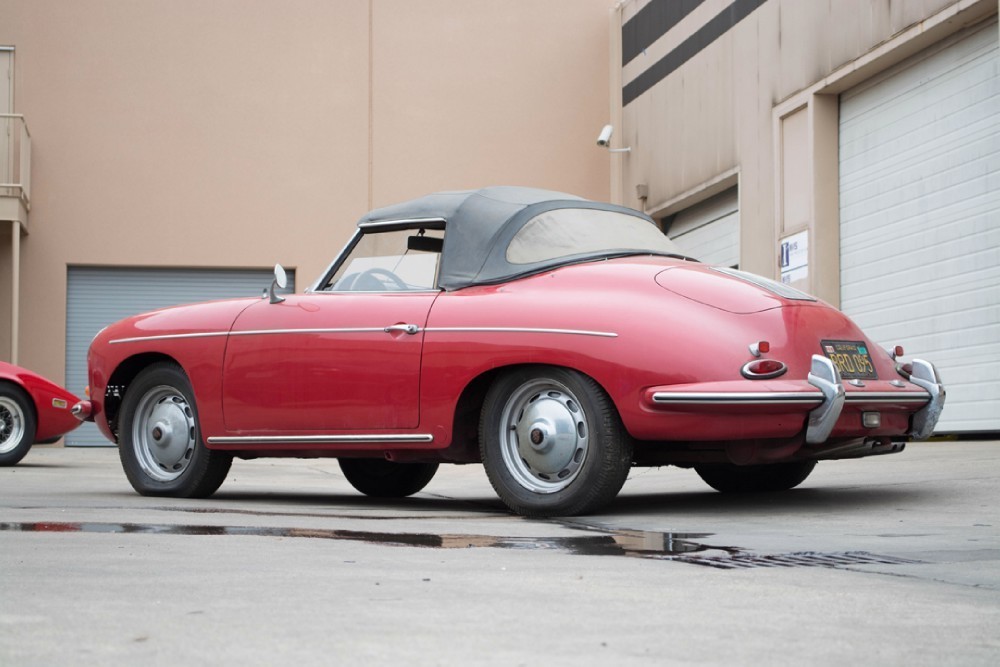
357;267;409;291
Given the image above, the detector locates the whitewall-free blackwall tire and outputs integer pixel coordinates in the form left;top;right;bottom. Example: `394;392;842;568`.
119;362;231;497
479;366;632;517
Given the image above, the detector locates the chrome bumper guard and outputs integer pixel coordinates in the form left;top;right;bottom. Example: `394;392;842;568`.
805;355;846;444
907;359;945;439
805;355;944;444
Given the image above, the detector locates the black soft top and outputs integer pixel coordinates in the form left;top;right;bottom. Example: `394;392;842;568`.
357;186;667;291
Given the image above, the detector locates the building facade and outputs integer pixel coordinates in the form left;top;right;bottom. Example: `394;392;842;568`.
0;0;614;444
614;0;999;433
1;0;997;440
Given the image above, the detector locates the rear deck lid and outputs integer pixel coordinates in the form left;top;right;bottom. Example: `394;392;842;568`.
655;266;817;314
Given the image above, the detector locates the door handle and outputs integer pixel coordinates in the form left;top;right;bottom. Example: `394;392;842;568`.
384;324;420;335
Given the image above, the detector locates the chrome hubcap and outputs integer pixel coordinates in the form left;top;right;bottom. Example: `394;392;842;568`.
499;379;589;494
132;386;196;482
0;396;26;455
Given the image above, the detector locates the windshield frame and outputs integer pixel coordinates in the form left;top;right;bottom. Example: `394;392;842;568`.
308;218;447;293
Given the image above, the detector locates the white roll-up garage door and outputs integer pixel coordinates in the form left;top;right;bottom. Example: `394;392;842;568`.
664;187;739;268
839;19;999;433
65;266;295;446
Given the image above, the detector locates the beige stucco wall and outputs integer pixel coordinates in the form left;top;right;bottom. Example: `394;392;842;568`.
617;0;997;298
0;0;613;383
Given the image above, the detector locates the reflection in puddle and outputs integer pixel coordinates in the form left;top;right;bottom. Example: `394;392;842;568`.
0;521;737;560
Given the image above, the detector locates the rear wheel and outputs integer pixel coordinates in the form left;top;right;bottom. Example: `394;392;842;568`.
0;384;36;466
339;458;438;498
695;460;817;493
119;362;231;497
479;367;632;517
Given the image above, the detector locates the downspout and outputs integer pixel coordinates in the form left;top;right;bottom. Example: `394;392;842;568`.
609;3;625;204
10;221;18;364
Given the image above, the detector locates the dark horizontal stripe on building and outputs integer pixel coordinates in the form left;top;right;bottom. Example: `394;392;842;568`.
622;0;706;66
623;0;769;106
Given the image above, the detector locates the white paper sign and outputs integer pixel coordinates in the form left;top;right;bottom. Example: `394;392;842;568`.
779;231;809;285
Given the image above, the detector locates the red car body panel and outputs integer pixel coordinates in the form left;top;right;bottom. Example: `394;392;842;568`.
86;256;934;465
0;361;82;443
222;293;437;432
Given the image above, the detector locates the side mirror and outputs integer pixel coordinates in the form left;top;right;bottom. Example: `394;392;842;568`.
268;264;288;304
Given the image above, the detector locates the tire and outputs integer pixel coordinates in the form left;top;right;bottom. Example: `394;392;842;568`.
118;362;231;498
0;384;36;466
695;460;817;493
339;458;438;498
479;367;632;517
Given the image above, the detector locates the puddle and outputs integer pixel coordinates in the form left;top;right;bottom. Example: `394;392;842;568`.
0;521;734;560
0;521;923;569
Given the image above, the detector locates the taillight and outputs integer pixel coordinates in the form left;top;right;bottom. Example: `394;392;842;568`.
741;358;788;379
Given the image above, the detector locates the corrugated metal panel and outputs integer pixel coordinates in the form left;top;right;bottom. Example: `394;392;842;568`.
65;267;295;446
666;187;740;267
839;20;1000;433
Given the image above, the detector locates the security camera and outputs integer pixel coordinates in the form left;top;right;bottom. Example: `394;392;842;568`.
596;124;614;147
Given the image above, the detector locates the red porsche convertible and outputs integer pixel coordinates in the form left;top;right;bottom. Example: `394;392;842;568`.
1;362;82;466
77;187;944;516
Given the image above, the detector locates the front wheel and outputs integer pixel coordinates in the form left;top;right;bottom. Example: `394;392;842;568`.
479;367;632;517
0;384;36;466
118;362;231;497
695;460;817;493
339;458;438;498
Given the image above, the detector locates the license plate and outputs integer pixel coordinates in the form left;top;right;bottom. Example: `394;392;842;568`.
821;340;877;380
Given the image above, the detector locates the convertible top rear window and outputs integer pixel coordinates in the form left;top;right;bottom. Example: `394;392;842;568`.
506;208;681;265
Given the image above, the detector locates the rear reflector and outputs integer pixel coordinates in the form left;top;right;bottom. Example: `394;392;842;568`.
741;358;787;380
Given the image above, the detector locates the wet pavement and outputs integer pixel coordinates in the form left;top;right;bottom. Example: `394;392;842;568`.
2;441;998;665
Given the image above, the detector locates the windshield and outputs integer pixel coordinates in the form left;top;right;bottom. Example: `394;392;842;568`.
321;227;444;292
506;208;682;264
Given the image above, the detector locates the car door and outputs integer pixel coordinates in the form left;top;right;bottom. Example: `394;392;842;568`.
221;291;437;432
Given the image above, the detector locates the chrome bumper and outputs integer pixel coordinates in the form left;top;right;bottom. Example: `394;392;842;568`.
71;400;93;422
806;355;845;444
805;355;945;444
907;359;945;439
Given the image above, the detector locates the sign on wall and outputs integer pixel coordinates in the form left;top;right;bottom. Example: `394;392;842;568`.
779;230;809;286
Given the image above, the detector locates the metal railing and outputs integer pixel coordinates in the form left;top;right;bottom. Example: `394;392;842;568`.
1;114;31;210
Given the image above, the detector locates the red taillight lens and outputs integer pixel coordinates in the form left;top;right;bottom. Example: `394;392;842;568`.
741;358;788;379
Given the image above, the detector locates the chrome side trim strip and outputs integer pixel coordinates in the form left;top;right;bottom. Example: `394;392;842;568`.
111;327;397;344
111;331;228;344
207;434;435;445
113;326;617;344
651;392;823;405
425;327;618;338
229;327;387;337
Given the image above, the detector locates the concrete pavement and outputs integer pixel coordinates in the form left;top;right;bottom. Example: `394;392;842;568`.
2;441;998;665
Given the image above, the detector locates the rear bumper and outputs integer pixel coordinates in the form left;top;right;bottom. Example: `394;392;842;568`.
643;355;943;444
